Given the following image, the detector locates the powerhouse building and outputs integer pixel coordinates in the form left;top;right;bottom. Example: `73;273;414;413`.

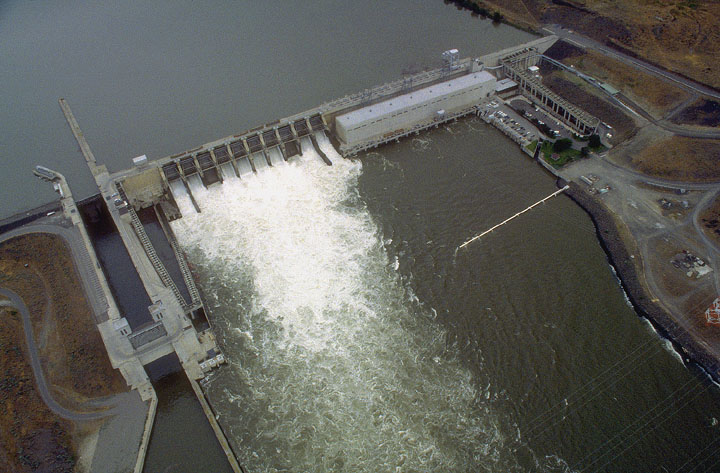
335;70;497;147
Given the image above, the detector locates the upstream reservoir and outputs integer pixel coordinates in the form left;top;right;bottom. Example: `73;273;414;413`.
3;1;720;471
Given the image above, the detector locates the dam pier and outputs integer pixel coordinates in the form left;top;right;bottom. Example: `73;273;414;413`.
34;34;603;470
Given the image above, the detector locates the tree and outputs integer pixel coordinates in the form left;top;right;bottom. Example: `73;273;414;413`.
492;11;503;23
553;138;572;153
589;134;602;148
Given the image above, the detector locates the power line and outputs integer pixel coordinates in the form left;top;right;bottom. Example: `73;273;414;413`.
580;380;712;472
524;342;663;442
572;375;700;471
520;339;657;433
677;433;720;473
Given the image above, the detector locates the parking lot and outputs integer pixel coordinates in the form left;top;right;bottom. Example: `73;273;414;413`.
482;100;540;144
507;98;574;142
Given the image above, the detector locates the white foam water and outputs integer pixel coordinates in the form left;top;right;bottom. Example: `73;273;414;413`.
236;157;254;176
220;162;238;181
168;180;195;216
171;134;519;472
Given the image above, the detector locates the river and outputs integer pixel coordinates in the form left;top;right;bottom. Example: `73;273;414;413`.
3;1;720;472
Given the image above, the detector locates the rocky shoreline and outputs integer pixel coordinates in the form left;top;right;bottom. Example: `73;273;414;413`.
454;111;720;383
562;180;720;383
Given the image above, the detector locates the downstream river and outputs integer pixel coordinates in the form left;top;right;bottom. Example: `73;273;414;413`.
171;128;720;472
4;1;720;471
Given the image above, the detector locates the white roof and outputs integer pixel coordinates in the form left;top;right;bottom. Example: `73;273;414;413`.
337;71;496;128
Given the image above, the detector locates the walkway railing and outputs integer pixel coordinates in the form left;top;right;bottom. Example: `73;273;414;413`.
320;59;473;114
500;50;600;134
128;321;167;349
118;185;190;311
158;208;202;307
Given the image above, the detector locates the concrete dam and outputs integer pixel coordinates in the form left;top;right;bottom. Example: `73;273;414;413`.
116;35;591;221
40;34;604;471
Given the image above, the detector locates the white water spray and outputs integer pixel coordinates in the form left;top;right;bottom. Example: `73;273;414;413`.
170;133;518;472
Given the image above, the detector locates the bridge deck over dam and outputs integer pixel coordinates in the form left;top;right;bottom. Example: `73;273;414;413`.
114;35;564;216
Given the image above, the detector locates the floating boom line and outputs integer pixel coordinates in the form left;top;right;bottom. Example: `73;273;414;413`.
458;185;570;250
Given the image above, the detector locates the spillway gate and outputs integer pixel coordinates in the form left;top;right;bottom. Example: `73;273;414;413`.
160;113;325;187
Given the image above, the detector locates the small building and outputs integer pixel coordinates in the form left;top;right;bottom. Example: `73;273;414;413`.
599;82;620;96
706;298;720;324
335;71;497;147
495;78;518;98
132;154;148;167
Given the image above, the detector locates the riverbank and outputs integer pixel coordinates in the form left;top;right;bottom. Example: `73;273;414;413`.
483;102;720;384
564;182;720;382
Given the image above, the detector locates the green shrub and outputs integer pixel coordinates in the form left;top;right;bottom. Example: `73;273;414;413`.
553;138;573;153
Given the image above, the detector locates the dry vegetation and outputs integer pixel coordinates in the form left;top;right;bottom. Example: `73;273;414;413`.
0;307;75;472
540;69;637;143
630;136;720;182
700;195;720;246
546;43;690;118
0;233;127;471
671;97;720;127
467;0;720;89
0;234;126;404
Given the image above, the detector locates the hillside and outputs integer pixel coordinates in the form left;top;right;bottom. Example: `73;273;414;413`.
464;0;720;89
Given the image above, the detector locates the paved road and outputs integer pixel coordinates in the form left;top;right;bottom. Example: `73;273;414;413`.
612;93;720;139
0;287;117;421
560;155;720;369
0;222;109;322
544;25;720;100
692;187;720;295
539;32;720;140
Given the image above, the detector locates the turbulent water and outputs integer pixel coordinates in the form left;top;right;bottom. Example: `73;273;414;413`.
170;135;529;472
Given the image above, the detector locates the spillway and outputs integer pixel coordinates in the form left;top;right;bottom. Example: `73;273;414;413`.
251;152;269;171
219;162;237;181
267;147;285;166
169;180;195;216
168;133;518;471
236;157;254;176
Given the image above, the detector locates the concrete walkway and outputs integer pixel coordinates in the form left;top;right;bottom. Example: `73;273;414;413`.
0;287;117;421
90;390;149;473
